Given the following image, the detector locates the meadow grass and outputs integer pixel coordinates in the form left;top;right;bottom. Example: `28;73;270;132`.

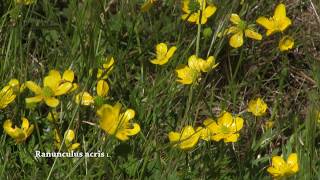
0;0;319;179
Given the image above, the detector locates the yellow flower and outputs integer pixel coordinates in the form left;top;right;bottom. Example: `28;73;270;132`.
25;70;74;108
8;79;25;93
54;129;80;151
3;118;34;143
279;36;294;51
96;80;109;97
97;102;140;141
141;0;155;12
16;0;35;5
75;91;94;106
175;65;200;85
256;3;292;36
168;126;200;150
97;56;115;80
187;55;219;73
175;55;218;85
247;98;268;117
267;153;299;178
0;85;16;109
225;14;262;48
181;0;217;25
204;112;244;143
150;43;177;65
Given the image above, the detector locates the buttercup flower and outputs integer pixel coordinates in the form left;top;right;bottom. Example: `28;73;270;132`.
168;126;200;150
187;55;219;73
0;85;16;109
141;0;155;12
55;129;80;151
267;153;299;178
97;56;115;80
3;118;34;143
256;3;292;36
279;36;294;51
175;55;218;85
247;98;268;117
181;0;217;24
225;14;262;48
175;65;200;85
97;102;140;141
25;70;74;107
150;43;177;65
75;91;94;106
204;112;244;143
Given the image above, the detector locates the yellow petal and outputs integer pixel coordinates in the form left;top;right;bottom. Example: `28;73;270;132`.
115;130;130;141
3;120;16;137
166;46;177;60
168;132;180;143
287;153;299;173
224;133;239;142
229;116;244;133
26;81;42;94
279;36;294;52
156;43;168;58
218;112;234;128
181;0;190;13
188;55;202;72
203;5;217;18
125;123;140;136
54;82;73;96
230;13;241;25
25;95;43;105
44;97;60;107
98;103;121;135
69;143;80;150
26;124;34;138
44;74;60;91
274;3;287;20
196;127;210;141
48;70;61;79
97;80;109;97
64;129;75;145
244;29;262;40
120;109;135;123
256;17;276;36
272;156;286;169
267;167;283;177
0;86;16;109
21;117;29;131
229;31;244;48
203;118;220;134
179;126;200;150
62;70;75;82
211;134;227;142
8;79;20;88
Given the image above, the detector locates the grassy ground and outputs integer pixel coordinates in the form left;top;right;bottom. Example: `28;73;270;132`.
0;0;320;179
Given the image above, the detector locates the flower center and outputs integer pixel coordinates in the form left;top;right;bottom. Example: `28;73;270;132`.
43;86;54;97
221;125;230;134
